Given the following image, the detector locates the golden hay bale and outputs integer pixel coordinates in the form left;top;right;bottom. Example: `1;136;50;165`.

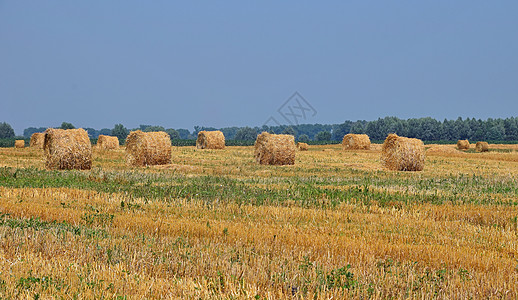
97;135;119;150
297;142;309;151
14;140;25;148
254;132;296;165
196;130;225;149
476;141;489;152
125;130;171;166
381;134;425;171
30;132;45;149
342;134;371;150
43;128;92;170
457;139;470;150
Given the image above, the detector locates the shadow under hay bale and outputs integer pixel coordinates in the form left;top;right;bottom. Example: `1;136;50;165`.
381;134;425;171
254;132;296;165
14;140;25;148
457;139;470;150
43;128;92;170
196;131;225;149
30;133;45;149
97;135;119;150
125;130;171;166
342;134;371;150
476;141;489;152
297;142;309;151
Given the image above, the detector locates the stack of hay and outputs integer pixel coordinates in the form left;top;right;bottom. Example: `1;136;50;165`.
381;134;425;171
14;140;25;148
254;132;296;165
125;130;171;166
457;139;470;150
476;141;489;152
196;131;225;149
297;142;309;151
342;134;371;150
97;135;119;150
30;133;45;149
43;128;92;170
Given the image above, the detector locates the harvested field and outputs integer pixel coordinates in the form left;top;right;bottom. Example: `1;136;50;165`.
0;144;518;298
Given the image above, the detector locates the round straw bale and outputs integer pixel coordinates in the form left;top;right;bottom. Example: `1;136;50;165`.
97;135;119;150
476;141;489;152
125;130;171;166
30;132;45;149
43;128;92;170
196;131;225;149
254;132;296;165
342;134;371;150
297;142;309;151
14;140;25;148
381;134;425;171
457;139;470;150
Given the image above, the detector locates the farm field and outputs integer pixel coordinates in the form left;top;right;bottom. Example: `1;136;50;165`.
1;144;518;298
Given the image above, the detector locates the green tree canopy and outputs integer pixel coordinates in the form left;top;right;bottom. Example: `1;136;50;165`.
0;122;15;139
59;122;75;129
234;127;257;140
315;131;331;141
111;124;129;142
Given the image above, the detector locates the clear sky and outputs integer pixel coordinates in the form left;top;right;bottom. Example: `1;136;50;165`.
1;1;517;135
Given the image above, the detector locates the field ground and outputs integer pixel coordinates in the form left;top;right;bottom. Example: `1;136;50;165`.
1;144;518;298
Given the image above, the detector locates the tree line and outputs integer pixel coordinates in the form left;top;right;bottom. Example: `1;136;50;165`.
2;116;518;146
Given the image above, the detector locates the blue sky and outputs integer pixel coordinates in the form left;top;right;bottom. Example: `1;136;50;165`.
1;1;517;135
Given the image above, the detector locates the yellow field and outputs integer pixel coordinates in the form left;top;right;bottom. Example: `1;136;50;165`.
1;144;518;298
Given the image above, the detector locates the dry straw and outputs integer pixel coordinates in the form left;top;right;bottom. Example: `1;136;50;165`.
30;133;45;149
43;128;92;170
254;132;296;165
297;142;309;151
426;145;462;154
457;139;470;150
14;140;25;148
476;141;489;152
196;131;225;149
125;130;171;166
97;135;119;150
381;134;425;171
342;134;371;150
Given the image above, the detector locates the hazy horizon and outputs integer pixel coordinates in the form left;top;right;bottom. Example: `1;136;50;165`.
2;1;518;135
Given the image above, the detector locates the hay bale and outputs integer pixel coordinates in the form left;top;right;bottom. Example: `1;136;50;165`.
381;134;425;171
14;140;25;148
30;133;45;149
342;134;371;150
457;139;470;150
297;142;309;151
125;130;171;166
43;128;92;170
97;135;119;150
196;131;225;149
254;132;296;165
476;141;489;152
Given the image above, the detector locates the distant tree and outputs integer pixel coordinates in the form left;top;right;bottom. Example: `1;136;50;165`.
59;122;75;129
234;127;258;140
488;125;505;141
85;128;100;139
177;129;192;139
281;126;296;136
165;128;180;140
23;127;46;138
0;122;15;139
332;121;352;141
143;125;165;132
315;131;331;141
99;128;111;135
298;134;310;143
111;124;129;142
